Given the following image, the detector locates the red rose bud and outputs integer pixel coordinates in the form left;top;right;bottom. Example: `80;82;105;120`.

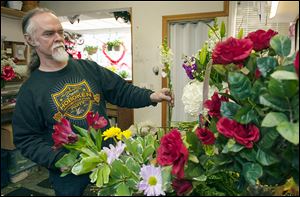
1;65;16;81
157;129;189;179
52;118;78;149
195;127;216;145
212;37;253;65
255;68;262;79
294;51;299;76
204;91;229;118
172;178;193;196
86;111;108;130
246;29;278;51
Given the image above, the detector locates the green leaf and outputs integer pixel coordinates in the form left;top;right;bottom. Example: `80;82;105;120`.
258;128;279;150
125;157;140;175
270;34;291;57
256;57;277;77
71;156;101;175
268;78;299;98
188;153;199;163
276;121;299;145
261;112;288;127
259;94;289;112
142;145;155;161
271;70;298;80
55;150;80;169
73;125;89;138
110;160;130;179
240;149;257;162
242;163;263;185
234;106;258;124
161;166;172;191
199;44;208;65
282;52;296;67
89;168;99;183
228;72;252;100
213;64;227;75
102;164;111;184
237;28;243;39
222;140;244;153
193;174;207;182
116;183;131;196
256;149;280;166
220;21;226;38
220;102;241;119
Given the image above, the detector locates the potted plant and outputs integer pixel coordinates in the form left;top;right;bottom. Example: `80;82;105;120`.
112;39;123;51
106;41;114;51
106;40;123;51
83;45;98;55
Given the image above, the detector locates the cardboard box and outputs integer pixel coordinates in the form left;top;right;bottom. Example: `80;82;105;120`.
1;123;16;150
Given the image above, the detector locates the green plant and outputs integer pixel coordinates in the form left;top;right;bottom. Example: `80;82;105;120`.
84;45;98;55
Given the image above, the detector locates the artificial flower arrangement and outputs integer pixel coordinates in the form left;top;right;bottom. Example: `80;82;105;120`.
1;50;17;88
52;18;299;196
180;18;299;195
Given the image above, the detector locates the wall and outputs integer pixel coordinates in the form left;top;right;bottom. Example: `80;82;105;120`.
1;16;24;42
40;1;226;126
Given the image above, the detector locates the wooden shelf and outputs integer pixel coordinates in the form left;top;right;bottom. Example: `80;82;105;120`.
1;6;25;18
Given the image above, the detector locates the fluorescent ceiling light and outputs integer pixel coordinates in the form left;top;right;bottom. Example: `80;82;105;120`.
61;18;130;31
269;1;279;18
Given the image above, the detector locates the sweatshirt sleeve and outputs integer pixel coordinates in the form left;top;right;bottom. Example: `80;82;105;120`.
12;86;67;171
96;65;157;108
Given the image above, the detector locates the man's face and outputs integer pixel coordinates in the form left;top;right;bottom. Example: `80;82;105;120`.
30;12;68;62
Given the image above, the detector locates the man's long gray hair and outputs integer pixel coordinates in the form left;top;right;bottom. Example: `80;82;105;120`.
22;8;56;74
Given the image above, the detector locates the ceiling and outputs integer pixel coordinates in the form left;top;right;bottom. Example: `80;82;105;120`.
58;10;131;32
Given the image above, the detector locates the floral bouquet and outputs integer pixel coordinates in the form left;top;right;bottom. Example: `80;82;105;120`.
52;111;176;196
1;50;17;88
180;19;299;195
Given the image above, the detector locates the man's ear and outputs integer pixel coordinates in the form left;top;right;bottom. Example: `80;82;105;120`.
24;34;36;47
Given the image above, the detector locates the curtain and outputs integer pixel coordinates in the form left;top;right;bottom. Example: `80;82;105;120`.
169;20;212;122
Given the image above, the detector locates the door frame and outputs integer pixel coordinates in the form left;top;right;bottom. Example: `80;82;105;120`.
161;1;229;129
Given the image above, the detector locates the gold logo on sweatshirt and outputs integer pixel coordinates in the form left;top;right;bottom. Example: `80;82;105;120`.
52;80;100;121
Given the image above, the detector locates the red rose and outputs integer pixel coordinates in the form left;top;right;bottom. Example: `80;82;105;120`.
216;117;237;138
246;29;278;51
204;91;229;118
212;37;253;65
217;117;260;148
86;111;108;130
295;51;299;76
52;118;78;149
233;124;260;149
157;129;189;179
172;178;193;196
195;127;215;145
1;65;16;81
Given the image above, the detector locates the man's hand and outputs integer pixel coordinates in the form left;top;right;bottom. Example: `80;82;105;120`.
150;88;174;107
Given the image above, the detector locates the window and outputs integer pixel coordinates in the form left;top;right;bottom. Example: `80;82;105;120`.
233;1;290;36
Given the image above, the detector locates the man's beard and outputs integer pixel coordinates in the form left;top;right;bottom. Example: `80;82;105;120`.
52;43;69;63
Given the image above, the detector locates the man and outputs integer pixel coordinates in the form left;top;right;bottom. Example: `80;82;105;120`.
12;8;173;196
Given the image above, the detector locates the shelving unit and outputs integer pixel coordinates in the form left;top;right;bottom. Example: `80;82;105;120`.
1;6;25;18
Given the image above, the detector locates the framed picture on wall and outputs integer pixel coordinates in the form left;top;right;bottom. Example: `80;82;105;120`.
3;41;28;65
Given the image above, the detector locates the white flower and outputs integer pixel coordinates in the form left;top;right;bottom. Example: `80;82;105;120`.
102;141;126;164
182;80;217;117
138;164;165;196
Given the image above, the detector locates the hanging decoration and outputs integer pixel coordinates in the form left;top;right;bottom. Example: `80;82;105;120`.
102;43;126;65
